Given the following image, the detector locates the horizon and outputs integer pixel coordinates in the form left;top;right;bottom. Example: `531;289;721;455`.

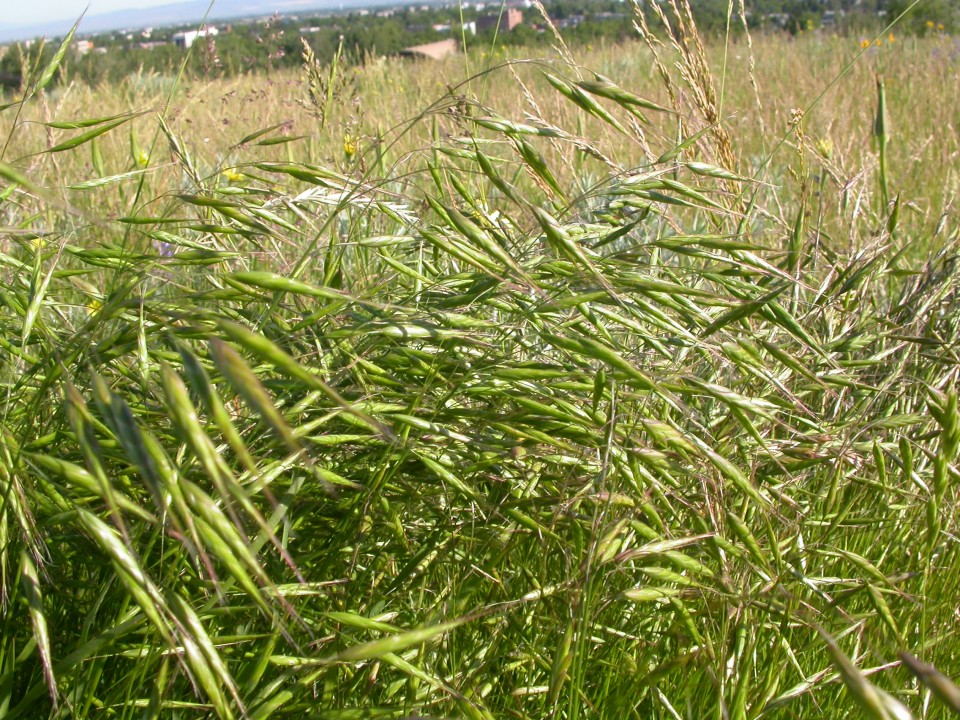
2;1;189;28
0;0;404;43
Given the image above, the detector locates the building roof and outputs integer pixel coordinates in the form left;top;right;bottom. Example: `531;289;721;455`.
400;38;458;60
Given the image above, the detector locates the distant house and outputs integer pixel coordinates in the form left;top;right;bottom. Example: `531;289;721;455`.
400;39;458;60
172;26;218;49
765;13;790;28
477;8;523;32
558;14;584;28
74;39;95;55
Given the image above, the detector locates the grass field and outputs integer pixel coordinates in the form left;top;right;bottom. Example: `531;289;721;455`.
2;6;960;718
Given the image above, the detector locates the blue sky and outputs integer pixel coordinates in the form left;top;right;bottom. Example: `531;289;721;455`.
5;1;188;26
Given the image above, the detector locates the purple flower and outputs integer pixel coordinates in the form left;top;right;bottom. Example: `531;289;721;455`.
154;240;176;257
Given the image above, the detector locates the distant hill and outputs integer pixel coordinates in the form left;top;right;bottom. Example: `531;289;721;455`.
0;0;410;43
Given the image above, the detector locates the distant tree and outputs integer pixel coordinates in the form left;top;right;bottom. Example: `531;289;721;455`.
886;0;958;34
11;0;947;90
0;45;25;91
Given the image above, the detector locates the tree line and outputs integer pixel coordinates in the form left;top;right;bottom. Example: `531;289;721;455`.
0;0;955;91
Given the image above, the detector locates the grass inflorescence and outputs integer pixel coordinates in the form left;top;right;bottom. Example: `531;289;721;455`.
0;11;959;720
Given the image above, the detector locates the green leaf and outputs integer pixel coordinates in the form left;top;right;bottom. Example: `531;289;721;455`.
34;17;82;92
20;551;57;707
46;117;133;153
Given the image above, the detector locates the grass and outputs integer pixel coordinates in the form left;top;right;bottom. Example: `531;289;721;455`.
1;7;960;719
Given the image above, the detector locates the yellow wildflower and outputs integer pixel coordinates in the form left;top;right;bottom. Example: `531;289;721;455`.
888;33;895;43
343;135;358;158
860;39;871;49
815;137;833;160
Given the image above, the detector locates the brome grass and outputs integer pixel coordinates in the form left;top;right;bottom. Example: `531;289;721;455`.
1;12;959;720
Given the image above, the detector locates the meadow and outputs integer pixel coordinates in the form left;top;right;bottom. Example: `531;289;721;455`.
2;4;960;718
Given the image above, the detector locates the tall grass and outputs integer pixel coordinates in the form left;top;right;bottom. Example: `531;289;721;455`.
1;9;959;720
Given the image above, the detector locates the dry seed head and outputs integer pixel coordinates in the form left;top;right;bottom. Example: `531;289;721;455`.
631;0;679;113
532;0;576;72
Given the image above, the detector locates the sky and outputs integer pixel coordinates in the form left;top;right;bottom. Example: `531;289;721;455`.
4;0;192;26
